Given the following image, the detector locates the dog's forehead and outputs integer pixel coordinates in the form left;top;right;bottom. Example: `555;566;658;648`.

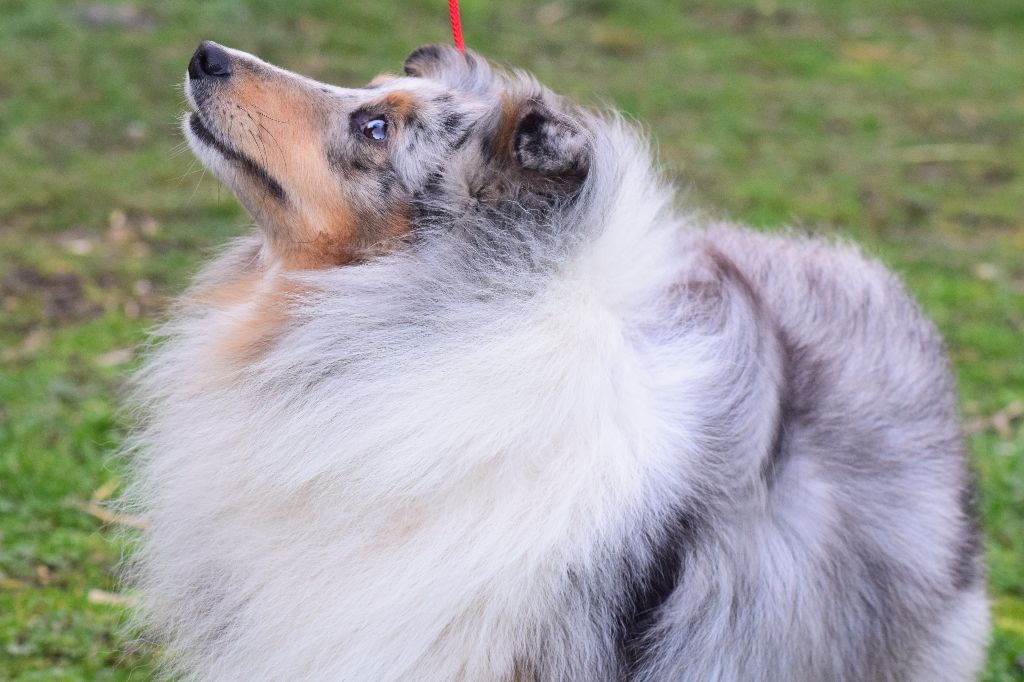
368;76;444;97
366;75;474;103
311;76;470;113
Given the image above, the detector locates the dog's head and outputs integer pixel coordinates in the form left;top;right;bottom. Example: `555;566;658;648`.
183;41;591;269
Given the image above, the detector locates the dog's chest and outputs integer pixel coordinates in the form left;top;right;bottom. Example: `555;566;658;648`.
163;297;681;679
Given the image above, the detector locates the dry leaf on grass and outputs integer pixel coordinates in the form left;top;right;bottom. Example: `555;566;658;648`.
966;401;1024;438
87;589;140;608
91;478;121;502
73;500;149;530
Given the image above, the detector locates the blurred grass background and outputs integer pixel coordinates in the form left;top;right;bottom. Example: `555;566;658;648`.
0;0;1022;679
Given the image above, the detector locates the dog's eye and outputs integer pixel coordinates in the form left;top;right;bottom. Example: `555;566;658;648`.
362;118;388;140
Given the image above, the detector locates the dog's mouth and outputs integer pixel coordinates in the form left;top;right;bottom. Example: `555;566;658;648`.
187;110;286;202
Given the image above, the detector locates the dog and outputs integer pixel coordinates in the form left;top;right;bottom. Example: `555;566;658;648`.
125;41;990;681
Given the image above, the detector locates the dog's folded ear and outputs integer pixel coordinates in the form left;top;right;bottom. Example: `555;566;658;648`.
511;103;590;182
512;101;593;191
403;44;494;94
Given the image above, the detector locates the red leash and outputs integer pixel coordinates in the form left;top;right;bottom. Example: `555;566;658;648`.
448;0;466;52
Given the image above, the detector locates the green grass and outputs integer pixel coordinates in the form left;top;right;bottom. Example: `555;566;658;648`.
1;0;1021;678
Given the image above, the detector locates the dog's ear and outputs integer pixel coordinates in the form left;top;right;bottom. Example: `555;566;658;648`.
510;102;590;186
403;44;493;94
402;44;453;77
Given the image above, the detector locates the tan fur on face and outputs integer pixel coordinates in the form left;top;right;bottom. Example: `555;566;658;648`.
380;91;419;119
199;65;412;270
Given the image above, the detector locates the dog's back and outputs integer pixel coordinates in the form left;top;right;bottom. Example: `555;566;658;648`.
628;227;989;681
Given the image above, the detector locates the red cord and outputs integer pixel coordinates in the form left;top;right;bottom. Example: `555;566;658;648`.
449;0;466;52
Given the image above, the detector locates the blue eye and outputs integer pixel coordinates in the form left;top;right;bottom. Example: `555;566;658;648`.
363;118;388;140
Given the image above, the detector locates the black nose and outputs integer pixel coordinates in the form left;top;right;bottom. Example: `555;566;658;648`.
188;41;232;80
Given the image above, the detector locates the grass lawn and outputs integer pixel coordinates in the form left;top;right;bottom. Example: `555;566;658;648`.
1;0;1022;678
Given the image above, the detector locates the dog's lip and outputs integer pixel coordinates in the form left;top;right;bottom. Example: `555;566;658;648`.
188;112;237;160
187;111;287;202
